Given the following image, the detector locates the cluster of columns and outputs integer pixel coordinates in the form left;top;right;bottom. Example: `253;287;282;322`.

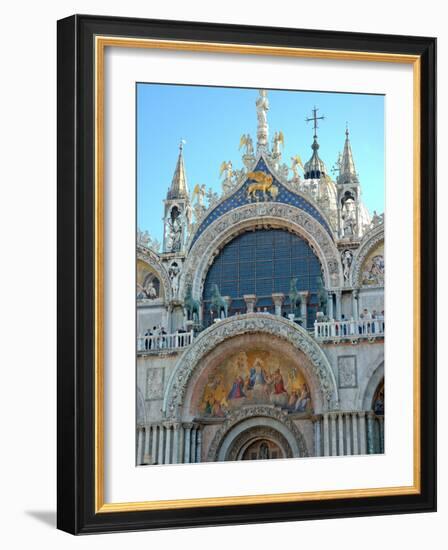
326;290;360;321
313;411;384;457
136;422;202;465
243;292;310;321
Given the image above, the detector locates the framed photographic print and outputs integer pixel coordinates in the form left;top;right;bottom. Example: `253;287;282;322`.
57;15;436;534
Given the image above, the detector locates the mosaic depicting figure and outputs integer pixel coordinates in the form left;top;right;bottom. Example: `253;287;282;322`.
197;349;313;417
361;244;385;286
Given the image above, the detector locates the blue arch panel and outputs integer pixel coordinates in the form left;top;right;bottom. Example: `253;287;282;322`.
203;228;322;328
190;157;333;250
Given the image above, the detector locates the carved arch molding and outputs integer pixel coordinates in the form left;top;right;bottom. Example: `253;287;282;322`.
137;245;172;302
162;314;339;417
206;405;308;462
179;203;343;300
350;224;384;287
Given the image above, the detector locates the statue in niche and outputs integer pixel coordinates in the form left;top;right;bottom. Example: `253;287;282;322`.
341;249;353;281
168;262;180;296
341;198;357;238
166;206;183;252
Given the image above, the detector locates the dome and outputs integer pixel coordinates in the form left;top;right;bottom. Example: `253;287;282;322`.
304;140;328;179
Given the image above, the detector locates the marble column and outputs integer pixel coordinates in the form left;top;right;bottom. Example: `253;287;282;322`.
378;416;384;453
164;423;172;464
243;294;257;313
137;426;144;465
184;423;193;463
299;291;309;327
330;413;337;456
352;290;359;321
172;423;181;464
157;424;165;464
352;412;359;455
338;413;344;455
335;291;342;321
151;425;158;464
196;427;202;463
190;425;198;463
143;425;151;464
323;413;330;456
358;412;367;455
178;424;185;463
271;293;285;316
327;292;334;320
367;412;375;454
345;414;352;455
313;417;322;457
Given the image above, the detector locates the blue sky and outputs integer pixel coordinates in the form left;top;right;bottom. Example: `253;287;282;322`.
137;84;384;242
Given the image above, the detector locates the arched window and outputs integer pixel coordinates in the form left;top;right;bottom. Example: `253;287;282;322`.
203;229;322;327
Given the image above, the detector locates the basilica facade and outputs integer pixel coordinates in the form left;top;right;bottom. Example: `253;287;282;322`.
136;90;385;465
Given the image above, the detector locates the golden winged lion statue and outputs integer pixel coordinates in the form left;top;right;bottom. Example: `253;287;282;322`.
246;171;278;201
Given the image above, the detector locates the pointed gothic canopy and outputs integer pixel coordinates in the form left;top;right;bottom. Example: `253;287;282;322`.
167;140;189;200
337;127;359;185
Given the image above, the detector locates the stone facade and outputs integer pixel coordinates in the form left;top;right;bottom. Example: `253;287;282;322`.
136;90;384;466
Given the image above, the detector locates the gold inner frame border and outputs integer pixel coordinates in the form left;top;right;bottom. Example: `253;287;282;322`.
94;35;421;513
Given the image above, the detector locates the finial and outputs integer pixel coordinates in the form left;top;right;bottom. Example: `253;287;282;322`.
306;106;325;140
179;138;186;152
345;123;349;138
256;89;269;151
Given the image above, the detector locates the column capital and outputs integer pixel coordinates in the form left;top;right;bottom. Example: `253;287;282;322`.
183;422;194;430
243;294;257;313
271;292;285;304
358;411;366;419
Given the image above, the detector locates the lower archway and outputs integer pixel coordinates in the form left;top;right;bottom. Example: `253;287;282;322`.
207;405;308;462
226;425;293;461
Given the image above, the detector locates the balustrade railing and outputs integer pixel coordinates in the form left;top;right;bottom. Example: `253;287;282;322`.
137;330;194;353
314;318;384;340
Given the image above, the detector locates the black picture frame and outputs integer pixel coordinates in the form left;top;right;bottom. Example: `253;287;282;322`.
57;14;436;534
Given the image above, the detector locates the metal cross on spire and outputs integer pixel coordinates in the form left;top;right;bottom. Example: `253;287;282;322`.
306;106;325;139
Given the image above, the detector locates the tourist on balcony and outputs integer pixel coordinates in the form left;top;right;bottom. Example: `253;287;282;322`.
144;328;151;350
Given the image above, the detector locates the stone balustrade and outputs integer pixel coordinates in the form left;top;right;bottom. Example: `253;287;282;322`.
314;318;384;341
137;330;194;354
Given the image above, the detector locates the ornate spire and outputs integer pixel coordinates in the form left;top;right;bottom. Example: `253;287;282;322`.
303;107;327;179
337;126;359;185
167;140;189;199
256;89;269;151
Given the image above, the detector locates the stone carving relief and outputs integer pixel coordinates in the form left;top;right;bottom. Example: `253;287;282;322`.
338;356;357;389
146;367;164;400
162;314;339;419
